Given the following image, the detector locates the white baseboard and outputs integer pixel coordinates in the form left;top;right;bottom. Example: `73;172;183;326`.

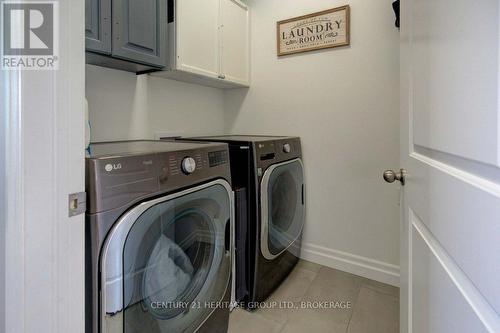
300;242;400;287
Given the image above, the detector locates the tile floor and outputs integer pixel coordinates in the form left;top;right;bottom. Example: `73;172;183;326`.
228;260;399;333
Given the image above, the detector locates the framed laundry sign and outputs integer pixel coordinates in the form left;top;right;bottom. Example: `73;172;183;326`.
277;5;350;56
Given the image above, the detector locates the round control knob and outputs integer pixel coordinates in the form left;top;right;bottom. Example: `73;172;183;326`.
283;143;291;153
181;157;196;174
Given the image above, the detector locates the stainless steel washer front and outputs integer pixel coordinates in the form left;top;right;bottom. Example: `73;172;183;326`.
100;179;234;333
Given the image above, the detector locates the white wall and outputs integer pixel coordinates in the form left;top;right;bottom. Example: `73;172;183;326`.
224;0;401;285
86;65;226;141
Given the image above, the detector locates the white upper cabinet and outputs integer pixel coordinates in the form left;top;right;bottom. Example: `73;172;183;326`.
153;0;250;89
220;0;249;85
176;0;220;79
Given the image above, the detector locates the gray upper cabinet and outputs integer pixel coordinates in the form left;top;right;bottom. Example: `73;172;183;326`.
85;0;111;54
112;0;167;67
85;0;167;72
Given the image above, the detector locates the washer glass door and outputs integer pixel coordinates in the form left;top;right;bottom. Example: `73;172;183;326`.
261;159;305;259
101;181;232;333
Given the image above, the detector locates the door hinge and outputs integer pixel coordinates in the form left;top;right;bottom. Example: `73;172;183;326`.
69;192;86;217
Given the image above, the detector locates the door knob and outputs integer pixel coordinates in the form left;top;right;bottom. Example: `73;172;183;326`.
383;169;406;185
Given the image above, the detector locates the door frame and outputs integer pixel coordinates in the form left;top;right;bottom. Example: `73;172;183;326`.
0;1;86;332
399;0;411;330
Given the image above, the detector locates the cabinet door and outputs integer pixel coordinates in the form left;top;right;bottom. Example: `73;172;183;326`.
220;0;249;85
176;0;220;78
112;0;167;67
85;0;111;53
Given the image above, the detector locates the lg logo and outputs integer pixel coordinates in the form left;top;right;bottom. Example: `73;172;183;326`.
1;1;58;69
105;163;122;172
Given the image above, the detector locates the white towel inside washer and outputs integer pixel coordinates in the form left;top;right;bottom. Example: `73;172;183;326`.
143;235;194;303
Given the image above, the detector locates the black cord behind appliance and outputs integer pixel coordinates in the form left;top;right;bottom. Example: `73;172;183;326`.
393;0;400;29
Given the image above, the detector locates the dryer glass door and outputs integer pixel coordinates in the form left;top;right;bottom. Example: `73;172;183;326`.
100;180;233;333
261;159;305;260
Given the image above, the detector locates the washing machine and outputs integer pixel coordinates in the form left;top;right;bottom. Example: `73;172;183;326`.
85;140;234;333
178;136;305;307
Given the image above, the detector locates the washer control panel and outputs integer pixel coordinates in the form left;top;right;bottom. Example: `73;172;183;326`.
255;137;302;169
181;157;197;174
87;141;231;213
157;145;231;192
208;150;229;167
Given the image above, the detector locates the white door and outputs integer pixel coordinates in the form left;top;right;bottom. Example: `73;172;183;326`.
220;0;249;85
398;1;500;332
176;0;220;78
